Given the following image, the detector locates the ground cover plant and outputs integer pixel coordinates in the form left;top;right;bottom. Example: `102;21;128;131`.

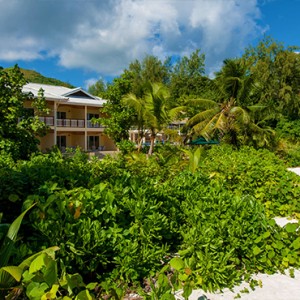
0;145;299;299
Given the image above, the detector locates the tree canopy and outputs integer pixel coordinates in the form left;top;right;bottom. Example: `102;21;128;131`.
0;65;48;160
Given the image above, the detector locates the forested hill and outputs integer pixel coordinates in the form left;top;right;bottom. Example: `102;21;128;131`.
5;67;75;88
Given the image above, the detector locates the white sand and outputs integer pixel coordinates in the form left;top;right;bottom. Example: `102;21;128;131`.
175;168;300;300
288;167;300;176
184;269;300;300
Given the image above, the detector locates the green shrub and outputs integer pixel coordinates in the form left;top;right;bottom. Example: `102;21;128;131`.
201;145;300;217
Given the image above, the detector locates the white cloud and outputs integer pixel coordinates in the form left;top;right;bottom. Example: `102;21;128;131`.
0;0;265;77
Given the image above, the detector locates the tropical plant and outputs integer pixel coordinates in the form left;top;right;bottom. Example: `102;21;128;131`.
123;82;183;154
0;205;38;293
185;59;275;147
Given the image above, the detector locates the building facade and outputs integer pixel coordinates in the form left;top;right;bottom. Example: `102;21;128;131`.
23;83;116;152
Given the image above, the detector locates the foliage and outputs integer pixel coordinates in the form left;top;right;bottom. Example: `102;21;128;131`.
0;144;300;298
87;78;106;97
276;118;300;142
101;76;133;143
169;49;207;106
0;65;49;160
116;139;136;155
15;68;74;88
123;82;183;154
243;36;300;120
201;145;300;218
0;151;91;223
124;55;171;98
275;139;300;168
184;58;275;148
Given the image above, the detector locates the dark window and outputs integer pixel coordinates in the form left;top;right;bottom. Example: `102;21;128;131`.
87;113;99;120
57;112;66;119
88;136;99;150
57;136;66;150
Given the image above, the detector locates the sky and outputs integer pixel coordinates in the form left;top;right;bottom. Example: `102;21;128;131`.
0;0;299;89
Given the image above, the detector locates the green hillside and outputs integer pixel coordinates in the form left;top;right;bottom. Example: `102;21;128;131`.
5;67;75;88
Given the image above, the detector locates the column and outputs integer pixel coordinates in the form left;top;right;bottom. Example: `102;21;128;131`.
54;101;57;146
84;105;87;151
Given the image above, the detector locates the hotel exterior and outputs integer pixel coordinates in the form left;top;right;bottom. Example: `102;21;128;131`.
23;83;116;152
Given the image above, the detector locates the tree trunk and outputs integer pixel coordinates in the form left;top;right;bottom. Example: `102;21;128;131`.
148;132;156;155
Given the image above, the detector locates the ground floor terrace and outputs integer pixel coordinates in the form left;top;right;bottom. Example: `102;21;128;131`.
39;129;116;152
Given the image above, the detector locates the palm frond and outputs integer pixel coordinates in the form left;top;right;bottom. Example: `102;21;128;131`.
187;108;219;127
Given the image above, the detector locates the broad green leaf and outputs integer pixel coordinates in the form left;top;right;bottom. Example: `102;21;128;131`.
19;246;60;271
29;253;47;274
170;257;185;271
161;293;176;300
75;290;93;300
0;266;22;282
0;204;35;268
291;237;300;250
86;282;97;290
253;246;262;256
41;284;59;300
285;223;298;233
26;282;49;300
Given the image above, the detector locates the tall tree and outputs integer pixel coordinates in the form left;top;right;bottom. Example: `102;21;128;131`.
185;58;274;148
242;36;300;120
169;49;207;106
122;93;146;151
123;55;171;98
0;65;49;160
87;79;106;97
100;75;133;143
123;83;182;155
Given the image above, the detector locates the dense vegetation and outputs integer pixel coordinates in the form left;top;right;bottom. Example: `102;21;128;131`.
3;67;74;88
0;146;300;299
1;37;300;299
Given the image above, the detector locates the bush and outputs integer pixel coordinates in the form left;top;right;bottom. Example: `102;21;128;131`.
201;145;300;217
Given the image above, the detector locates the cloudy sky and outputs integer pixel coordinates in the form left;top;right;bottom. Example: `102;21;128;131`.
0;0;299;88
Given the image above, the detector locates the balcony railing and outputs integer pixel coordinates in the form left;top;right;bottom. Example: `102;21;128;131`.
39;116;54;126
39;117;105;128
57;119;85;127
87;120;103;128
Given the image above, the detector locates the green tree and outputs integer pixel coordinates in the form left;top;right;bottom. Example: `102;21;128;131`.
169;49;208;106
185;59;274;148
124;55;171;98
122;93;146;151
243;36;300;120
100;76;133;143
0;65;49;160
123;83;182;155
87;78;106;97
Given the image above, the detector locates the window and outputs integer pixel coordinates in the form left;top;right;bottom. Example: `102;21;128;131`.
87;113;99;128
57;136;66;150
57;112;68;126
87;113;99;120
57;112;66;119
87;136;99;150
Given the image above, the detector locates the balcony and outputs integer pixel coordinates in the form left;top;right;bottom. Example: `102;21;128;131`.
39;117;105;128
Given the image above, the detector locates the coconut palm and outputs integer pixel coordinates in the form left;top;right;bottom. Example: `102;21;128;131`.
185;59;275;147
123;82;183;154
122;93;147;151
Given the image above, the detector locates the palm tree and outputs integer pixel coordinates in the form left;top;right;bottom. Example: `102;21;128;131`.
123;83;183;155
122;93;147;151
185;59;274;147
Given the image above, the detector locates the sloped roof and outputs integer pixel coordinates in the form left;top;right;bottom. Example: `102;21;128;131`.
23;83;106;107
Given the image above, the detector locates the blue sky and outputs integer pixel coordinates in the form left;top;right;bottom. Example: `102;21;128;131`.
0;0;299;89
